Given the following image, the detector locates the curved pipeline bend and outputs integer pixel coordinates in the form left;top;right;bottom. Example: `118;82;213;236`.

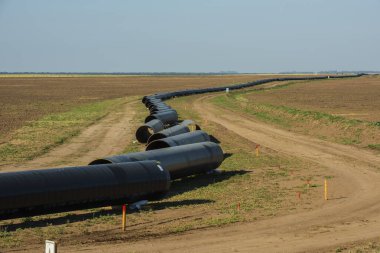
0;73;364;219
146;130;210;151
147;119;199;144
136;119;165;143
145;110;178;125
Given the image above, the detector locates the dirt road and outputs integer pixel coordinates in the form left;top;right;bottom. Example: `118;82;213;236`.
59;94;380;253
0;97;137;172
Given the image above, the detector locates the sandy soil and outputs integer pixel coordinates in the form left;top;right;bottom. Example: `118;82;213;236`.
0;97;137;172
54;94;380;253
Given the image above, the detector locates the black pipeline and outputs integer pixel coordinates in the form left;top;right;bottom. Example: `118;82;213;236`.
0;161;170;219
145;110;178;125
147;120;200;143
135;119;165;143
0;74;364;219
90;142;224;180
146;130;210;150
151;74;364;100
149;105;173;114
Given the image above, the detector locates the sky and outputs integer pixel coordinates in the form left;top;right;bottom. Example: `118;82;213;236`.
0;0;379;73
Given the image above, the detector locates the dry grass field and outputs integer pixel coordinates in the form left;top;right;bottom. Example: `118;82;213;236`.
245;75;380;122
0;75;276;166
0;74;286;140
0;74;330;140
212;75;380;150
0;74;319;166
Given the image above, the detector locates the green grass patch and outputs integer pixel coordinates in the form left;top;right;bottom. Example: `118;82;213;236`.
0;227;21;248
122;100;148;154
368;144;380;150
206;214;242;227
0;98;126;165
213;95;363;127
211;93;379;149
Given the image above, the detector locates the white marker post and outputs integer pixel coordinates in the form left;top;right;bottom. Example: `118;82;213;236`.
45;240;57;253
226;88;229;93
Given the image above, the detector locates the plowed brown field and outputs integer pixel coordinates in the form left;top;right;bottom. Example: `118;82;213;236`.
246;75;380;122
0;74;300;140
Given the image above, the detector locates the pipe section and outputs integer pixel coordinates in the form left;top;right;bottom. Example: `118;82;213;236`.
146;130;210;150
147;124;189;143
147;120;200;143
145;110;178;125
151;74;364;100
180;119;201;131
0;161;170;219
136;119;165;143
90;142;224;180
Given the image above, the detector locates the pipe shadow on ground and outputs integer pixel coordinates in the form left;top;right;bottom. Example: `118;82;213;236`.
209;135;221;144
0;199;212;232
167;169;249;198
224;152;233;159
0;169;249;231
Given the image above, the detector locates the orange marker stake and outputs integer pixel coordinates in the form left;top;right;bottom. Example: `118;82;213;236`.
122;204;127;231
237;203;240;211
324;179;328;201
255;144;260;157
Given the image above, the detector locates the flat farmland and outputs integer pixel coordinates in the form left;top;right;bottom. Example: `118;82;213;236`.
0;85;332;252
0;74;320;166
245;75;380;122
212;75;380;150
0;74;301;140
1;74;380;252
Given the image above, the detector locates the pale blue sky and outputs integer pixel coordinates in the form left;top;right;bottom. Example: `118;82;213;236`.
0;0;379;72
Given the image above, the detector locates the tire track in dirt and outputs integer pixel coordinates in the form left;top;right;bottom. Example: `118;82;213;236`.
1;97;137;172
63;94;380;253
